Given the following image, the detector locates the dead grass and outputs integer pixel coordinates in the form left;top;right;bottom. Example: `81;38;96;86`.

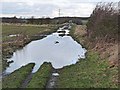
74;25;87;36
73;25;118;87
74;25;118;67
57;25;118;88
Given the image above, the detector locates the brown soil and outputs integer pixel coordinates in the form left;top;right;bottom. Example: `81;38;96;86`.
46;69;59;88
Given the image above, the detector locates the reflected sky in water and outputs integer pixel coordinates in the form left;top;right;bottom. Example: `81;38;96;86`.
6;27;86;73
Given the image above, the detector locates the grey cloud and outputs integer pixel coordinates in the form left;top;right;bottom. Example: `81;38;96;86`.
2;2;58;17
1;1;97;17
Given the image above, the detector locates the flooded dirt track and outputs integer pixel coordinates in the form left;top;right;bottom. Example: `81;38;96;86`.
5;23;86;75
2;23;87;88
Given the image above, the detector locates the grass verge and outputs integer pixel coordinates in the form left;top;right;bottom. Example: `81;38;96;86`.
2;24;58;42
57;25;118;88
2;63;35;88
27;62;53;88
57;51;118;88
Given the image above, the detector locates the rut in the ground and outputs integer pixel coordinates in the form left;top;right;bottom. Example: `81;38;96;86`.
21;73;33;88
46;69;59;88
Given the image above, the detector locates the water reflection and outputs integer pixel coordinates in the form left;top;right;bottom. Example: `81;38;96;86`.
6;25;86;73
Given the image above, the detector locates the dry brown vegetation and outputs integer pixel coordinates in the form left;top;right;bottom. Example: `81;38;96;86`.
57;24;118;88
86;2;119;67
69;3;119;87
70;3;119;84
87;2;118;43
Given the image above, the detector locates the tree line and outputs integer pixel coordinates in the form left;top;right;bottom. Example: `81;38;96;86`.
1;16;89;25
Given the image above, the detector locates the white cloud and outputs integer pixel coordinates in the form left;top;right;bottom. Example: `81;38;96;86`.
51;3;96;17
1;0;119;18
1;0;119;3
0;13;36;18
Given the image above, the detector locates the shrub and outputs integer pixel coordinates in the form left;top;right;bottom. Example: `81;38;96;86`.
87;2;119;42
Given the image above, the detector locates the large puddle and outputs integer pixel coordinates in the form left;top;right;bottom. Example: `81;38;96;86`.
5;24;87;73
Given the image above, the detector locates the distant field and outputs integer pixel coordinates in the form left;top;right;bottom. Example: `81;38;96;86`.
2;24;58;42
81;20;88;25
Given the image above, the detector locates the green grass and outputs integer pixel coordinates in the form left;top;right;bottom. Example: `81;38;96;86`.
27;62;53;88
57;25;118;88
2;63;35;88
2;24;58;42
57;51;118;88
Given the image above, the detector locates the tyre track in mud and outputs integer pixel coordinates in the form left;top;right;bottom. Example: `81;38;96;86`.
46;69;59;88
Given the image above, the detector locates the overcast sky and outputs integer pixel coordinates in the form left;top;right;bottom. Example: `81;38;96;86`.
0;0;119;18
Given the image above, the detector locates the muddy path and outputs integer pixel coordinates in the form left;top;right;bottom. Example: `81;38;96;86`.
20;68;60;88
46;69;59;88
21;73;33;88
